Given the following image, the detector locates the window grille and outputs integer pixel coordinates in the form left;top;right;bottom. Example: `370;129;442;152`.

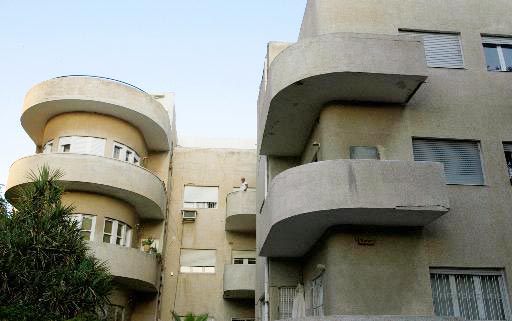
279;287;296;319
430;270;510;321
401;31;464;68
412;139;484;185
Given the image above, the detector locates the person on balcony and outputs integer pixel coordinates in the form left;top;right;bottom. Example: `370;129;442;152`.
240;177;248;191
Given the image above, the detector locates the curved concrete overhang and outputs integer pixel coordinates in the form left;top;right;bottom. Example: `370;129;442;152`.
223;264;256;299
88;242;159;293
259;33;428;156
226;190;257;232
259;160;450;257
6;153;166;220
22;76;172;151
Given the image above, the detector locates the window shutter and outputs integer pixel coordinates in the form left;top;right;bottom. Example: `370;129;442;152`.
412;139;484;185
401;31;464;68
88;137;106;156
504;143;512;153
482;36;512;46
180;249;216;267
184;186;219;203
232;250;256;259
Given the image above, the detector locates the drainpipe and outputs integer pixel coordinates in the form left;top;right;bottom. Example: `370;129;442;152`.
264;257;270;321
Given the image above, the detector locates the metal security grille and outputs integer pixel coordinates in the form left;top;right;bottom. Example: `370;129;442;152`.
401;31;464;68
430;271;509;320
279;287;296;319
412;139;484;185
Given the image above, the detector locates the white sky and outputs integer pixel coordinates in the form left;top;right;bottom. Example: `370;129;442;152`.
0;1;306;185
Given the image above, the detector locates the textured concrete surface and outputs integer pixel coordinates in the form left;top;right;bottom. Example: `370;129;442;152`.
226;190;257;232
259;160;449;257
258;32;428;156
223;264;256;299
22;76;172;151
6;153;167;220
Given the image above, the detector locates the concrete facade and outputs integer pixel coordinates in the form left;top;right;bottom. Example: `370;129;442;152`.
257;1;512;321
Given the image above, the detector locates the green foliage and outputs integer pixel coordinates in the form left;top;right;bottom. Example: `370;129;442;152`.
172;311;209;321
0;166;113;321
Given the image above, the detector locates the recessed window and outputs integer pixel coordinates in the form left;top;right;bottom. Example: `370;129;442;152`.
232;250;256;265
279;287;296;320
412;139;484;185
103;218;132;247
71;214;96;241
430;269;510;320
180;249;216;273
58;136;106;156
43;140;53;154
183;186;219;209
482;36;512;72
350;146;380;160
112;142;140;166
400;31;464;68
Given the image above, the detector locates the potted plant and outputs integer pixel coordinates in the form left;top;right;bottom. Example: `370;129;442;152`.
142;238;154;253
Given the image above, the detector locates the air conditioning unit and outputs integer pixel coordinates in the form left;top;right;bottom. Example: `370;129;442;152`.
182;210;197;222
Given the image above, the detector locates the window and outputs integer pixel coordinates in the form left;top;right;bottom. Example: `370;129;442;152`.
183;186;219;209
400;31;464;68
311;276;324;316
100;304;125;321
58;136;106;156
180;249;216;273
482;36;512;72
430;270;510;320
504;143;512;182
232;250;256;265
279;287;296;320
43;140;53;154
103;218;132;247
71;214;96;241
112;142;140;166
350;146;380;160
412;139;484;185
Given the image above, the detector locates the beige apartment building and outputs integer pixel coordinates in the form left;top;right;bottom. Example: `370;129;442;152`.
256;1;512;321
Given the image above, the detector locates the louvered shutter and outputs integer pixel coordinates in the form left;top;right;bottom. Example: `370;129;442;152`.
413;139;484;185
88;137;106;156
180;249;216;267
482;36;512;46
401;32;464;68
504;143;512;153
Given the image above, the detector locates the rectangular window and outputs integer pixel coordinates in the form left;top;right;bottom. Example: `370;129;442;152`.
113;145;122;159
350;146;380;160
71;214;96;241
430;270;510;320
183;186;219;209
482;36;512;72
43;140;53;154
232;250;256;265
180;249;216;273
279;287;296;320
412;139;484;185
311;276;324;316
112;141;140;166
504;143;512;182
58;136;106;156
400;31;464;68
102;218;132;247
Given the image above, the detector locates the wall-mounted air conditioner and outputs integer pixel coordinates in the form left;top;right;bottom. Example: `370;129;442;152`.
182;210;197;222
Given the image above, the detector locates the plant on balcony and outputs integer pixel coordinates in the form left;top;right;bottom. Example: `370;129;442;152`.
172;311;209;321
142;237;154;252
0;166;113;321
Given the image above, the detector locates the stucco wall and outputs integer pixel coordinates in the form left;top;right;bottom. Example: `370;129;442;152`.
159;147;257;321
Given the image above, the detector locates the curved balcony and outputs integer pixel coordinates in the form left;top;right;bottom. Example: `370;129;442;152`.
226;190;257;232
223;264;256;299
259;32;428;156
259;160;449;257
6;153;166;220
89;242;159;292
22;76;172;151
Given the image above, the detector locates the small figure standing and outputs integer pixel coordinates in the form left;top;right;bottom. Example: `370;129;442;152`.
240;177;248;191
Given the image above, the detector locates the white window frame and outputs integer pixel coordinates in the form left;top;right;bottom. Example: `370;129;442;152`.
71;214;96;241
103;218;132;247
112;141;141;166
43;140;53;154
430;269;512;321
482;36;512;72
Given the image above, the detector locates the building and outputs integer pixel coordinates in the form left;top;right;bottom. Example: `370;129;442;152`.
5;75;177;320
256;1;512;321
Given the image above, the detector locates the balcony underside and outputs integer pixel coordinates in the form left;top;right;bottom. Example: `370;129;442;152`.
258;32;428;156
6;153;167;220
259;160;449;257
